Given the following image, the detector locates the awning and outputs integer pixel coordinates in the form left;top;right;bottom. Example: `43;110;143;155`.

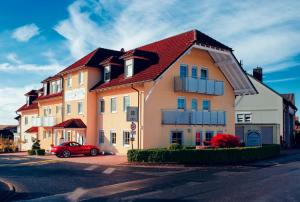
25;127;38;133
53;119;87;129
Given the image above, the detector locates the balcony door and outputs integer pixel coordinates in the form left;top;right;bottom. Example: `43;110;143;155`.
180;64;188;78
171;131;183;145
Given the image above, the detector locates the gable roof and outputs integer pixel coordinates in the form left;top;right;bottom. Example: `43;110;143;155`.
16;102;38;112
92;30;235;91
248;74;297;110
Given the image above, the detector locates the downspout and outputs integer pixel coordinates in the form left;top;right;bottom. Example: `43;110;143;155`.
131;84;140;149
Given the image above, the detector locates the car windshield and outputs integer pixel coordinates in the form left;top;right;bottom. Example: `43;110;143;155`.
59;143;67;146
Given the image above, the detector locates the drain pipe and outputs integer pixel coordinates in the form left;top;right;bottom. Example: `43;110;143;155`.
131;84;140;149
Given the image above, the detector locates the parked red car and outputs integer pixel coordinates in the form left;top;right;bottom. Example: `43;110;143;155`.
51;141;99;158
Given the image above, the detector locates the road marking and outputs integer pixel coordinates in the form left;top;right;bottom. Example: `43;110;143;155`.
84;165;98;171
0;159;59;167
103;167;115;174
66;187;88;202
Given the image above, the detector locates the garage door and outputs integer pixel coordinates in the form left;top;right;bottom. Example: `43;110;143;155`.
235;126;244;142
261;126;273;144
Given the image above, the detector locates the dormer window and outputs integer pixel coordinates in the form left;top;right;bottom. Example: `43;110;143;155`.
125;59;133;78
104;65;111;82
44;83;47;95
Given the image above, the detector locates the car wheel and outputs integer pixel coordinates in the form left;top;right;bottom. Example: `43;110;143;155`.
90;148;98;156
62;150;71;158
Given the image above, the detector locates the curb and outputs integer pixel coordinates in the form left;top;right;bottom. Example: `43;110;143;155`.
0;178;16;202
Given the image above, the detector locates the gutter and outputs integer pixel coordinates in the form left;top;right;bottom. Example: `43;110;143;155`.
131;84;140;149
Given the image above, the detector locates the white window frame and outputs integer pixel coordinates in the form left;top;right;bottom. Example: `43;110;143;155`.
67;75;72;88
98;130;105;144
125;59;134;78
99;99;105;113
236;112;252;123
104;65;111;82
123;95;130;112
66;104;71;115
78;71;84;85
77;101;83;115
110;130;117;145
123;131;130;147
110;97;117;113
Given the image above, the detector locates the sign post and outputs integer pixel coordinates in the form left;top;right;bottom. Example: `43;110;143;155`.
127;107;138;150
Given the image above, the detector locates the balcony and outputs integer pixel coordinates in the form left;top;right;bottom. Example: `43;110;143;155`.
162;110;226;125
31;116;56;127
174;76;224;95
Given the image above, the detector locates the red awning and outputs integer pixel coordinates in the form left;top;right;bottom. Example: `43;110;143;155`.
53;119;86;129
25;127;38;133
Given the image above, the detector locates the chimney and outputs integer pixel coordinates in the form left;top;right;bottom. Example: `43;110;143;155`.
253;67;263;82
120;48;125;52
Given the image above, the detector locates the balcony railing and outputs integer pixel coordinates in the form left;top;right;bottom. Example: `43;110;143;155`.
162;110;226;125
31;116;56;127
174;76;224;95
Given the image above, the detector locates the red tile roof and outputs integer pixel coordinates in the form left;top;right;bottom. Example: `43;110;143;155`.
92;29;231;91
41;75;61;83
25;127;38;133
58;48;123;75
16;102;38;112
53;119;87;128
36;92;63;101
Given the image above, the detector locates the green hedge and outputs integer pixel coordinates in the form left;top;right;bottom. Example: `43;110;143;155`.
127;144;280;164
27;149;46;156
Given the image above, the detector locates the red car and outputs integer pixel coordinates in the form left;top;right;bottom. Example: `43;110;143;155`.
51;141;99;158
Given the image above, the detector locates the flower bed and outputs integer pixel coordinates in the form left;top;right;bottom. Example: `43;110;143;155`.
127;144;280;165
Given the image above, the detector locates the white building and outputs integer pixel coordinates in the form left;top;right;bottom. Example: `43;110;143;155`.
235;68;297;147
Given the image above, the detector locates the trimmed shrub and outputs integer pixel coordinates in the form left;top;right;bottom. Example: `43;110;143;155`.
168;143;183;150
27;150;35;155
32;140;41;150
211;134;240;148
35;149;45;156
127;144;280;164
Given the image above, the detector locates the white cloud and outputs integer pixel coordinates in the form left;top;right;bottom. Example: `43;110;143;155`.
0;84;41;125
6;53;21;64
11;23;40;42
53;0;300;74
265;77;300;83
0;52;61;73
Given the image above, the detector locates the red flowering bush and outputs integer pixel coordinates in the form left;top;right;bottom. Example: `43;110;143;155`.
211;134;240;148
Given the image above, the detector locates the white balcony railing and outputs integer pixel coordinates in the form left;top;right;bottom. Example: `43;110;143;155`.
162;110;226;125
31;116;56;127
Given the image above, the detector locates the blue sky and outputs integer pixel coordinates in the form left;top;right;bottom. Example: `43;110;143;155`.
0;0;299;124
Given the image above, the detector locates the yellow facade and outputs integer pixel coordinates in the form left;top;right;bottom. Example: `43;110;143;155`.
96;48;235;154
20;47;238;154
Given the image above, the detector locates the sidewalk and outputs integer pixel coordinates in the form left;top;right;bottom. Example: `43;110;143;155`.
0;152;127;166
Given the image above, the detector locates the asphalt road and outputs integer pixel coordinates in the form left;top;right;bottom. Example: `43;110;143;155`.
0;151;300;202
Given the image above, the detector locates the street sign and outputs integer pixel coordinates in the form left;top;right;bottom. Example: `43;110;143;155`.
127;107;138;122
131;122;136;131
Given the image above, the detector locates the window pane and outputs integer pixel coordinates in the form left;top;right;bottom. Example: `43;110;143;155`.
111;132;116;144
180;65;188;78
205;131;213;141
200;69;208;80
99;100;105;113
191;67;197;78
99;131;104;144
123;131;130;145
172;132;182;145
111;98;116;112
191;99;198;111
202;100;210;111
123;96;130;111
177;98;185;109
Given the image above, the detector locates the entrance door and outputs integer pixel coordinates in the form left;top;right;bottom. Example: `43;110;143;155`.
235;126;245;143
171;132;183;145
195;132;202;146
